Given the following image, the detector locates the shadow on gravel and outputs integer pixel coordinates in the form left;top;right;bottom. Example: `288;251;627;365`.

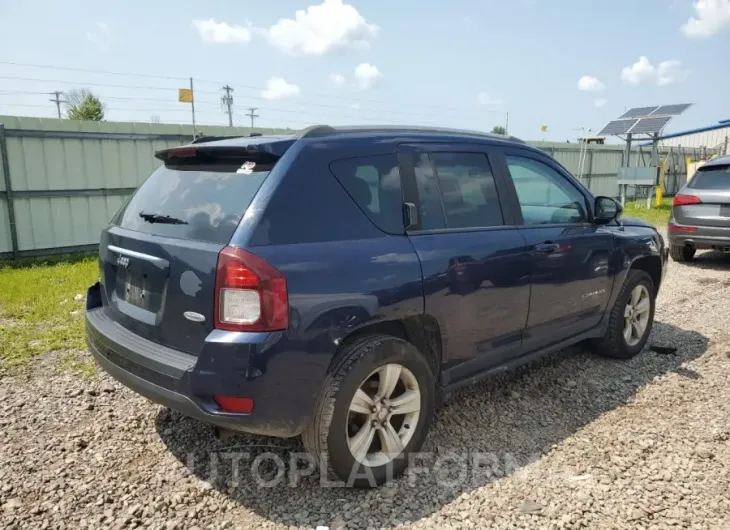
156;321;708;529
685;250;730;272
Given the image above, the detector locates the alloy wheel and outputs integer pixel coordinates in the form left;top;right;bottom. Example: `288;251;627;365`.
346;363;421;467
624;284;651;346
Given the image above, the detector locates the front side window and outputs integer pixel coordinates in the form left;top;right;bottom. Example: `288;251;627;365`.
505;156;587;225
414;152;504;230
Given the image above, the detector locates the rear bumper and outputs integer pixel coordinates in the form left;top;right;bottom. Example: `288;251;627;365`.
85;283;319;438
668;223;730;249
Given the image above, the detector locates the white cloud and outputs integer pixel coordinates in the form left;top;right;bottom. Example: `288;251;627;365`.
87;22;113;51
621;56;656;85
329;73;346;86
261;77;301;100
354;63;382;89
577;75;605;92
193;19;251;43
621;56;688;86
681;0;730;38
261;0;379;56
594;98;607;108
656;60;688;85
350;103;361;110
477;92;502;105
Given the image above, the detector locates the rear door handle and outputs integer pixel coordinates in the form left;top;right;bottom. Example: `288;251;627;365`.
534;242;560;253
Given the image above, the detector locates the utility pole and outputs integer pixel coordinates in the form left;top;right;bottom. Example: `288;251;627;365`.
221;85;234;127
189;77;197;138
246;107;259;130
49;91;63;119
505;112;509;135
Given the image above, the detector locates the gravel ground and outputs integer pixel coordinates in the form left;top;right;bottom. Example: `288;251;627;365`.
2;247;730;530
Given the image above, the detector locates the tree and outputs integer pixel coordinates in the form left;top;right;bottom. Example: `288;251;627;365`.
64;89;105;121
491;125;507;135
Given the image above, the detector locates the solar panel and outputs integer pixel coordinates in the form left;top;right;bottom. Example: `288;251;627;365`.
650;103;692;116
618;106;659;119
598;119;638;136
628;116;672;134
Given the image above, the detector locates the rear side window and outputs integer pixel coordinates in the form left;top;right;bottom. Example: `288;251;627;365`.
414;152;503;230
329;154;404;234
689;165;730;190
115;160;273;244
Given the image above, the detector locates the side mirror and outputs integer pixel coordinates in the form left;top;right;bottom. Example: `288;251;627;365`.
594;196;622;224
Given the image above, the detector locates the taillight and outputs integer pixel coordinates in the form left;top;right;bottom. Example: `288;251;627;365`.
214;247;288;332
673;194;702;207
668;224;698;232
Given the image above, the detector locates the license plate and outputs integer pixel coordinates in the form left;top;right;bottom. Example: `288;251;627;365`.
124;281;147;307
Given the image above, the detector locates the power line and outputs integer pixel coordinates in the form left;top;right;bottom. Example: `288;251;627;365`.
0;61;505;115
0;60;188;81
0;76;221;95
0;77;467;122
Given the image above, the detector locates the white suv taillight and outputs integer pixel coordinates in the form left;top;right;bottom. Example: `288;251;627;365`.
214;247;288;332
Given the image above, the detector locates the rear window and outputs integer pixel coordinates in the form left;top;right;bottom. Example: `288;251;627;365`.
114;160;273;244
689;165;730;190
329;154;404;234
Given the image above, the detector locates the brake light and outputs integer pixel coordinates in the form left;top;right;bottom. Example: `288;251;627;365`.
214;247;288;332
673;194;702;207
668;224;698;233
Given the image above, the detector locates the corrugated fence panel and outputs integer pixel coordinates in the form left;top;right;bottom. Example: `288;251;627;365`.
0;200;11;253
0;117;689;258
0;116;291;257
13;195;132;251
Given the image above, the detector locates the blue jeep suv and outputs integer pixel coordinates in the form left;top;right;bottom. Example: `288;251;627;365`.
86;125;667;487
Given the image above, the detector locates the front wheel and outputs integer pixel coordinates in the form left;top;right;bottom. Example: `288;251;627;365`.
302;334;435;488
592;270;656;359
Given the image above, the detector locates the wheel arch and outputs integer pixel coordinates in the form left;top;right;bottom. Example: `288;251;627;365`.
331;315;443;378
630;254;663;291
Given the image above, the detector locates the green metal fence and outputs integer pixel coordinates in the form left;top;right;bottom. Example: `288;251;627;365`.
0;116;291;259
0;116;693;260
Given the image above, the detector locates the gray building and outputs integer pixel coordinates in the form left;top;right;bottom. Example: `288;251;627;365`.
658;119;730;155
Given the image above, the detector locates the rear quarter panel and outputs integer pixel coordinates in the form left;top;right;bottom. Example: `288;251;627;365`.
226;139;424;428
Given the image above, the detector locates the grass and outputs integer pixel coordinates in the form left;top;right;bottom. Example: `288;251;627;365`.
0;197;673;372
0;258;98;371
622;200;671;227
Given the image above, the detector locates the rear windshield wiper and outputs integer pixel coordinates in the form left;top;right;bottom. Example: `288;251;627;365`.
138;212;188;225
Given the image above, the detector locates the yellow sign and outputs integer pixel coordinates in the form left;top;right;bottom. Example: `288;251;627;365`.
540;125;548;132
178;88;193;103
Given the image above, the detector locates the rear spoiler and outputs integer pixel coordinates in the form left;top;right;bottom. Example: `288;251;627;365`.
155;138;295;163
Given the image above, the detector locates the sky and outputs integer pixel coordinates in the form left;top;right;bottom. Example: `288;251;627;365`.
0;0;729;143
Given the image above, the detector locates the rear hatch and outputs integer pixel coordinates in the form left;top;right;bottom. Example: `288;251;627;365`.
674;162;730;228
98;137;294;355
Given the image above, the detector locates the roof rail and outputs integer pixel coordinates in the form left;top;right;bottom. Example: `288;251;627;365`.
298;124;524;144
299;125;338;138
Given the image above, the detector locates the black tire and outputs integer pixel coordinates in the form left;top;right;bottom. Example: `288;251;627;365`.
302;334;435;488
670;244;695;262
591;270;656;359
